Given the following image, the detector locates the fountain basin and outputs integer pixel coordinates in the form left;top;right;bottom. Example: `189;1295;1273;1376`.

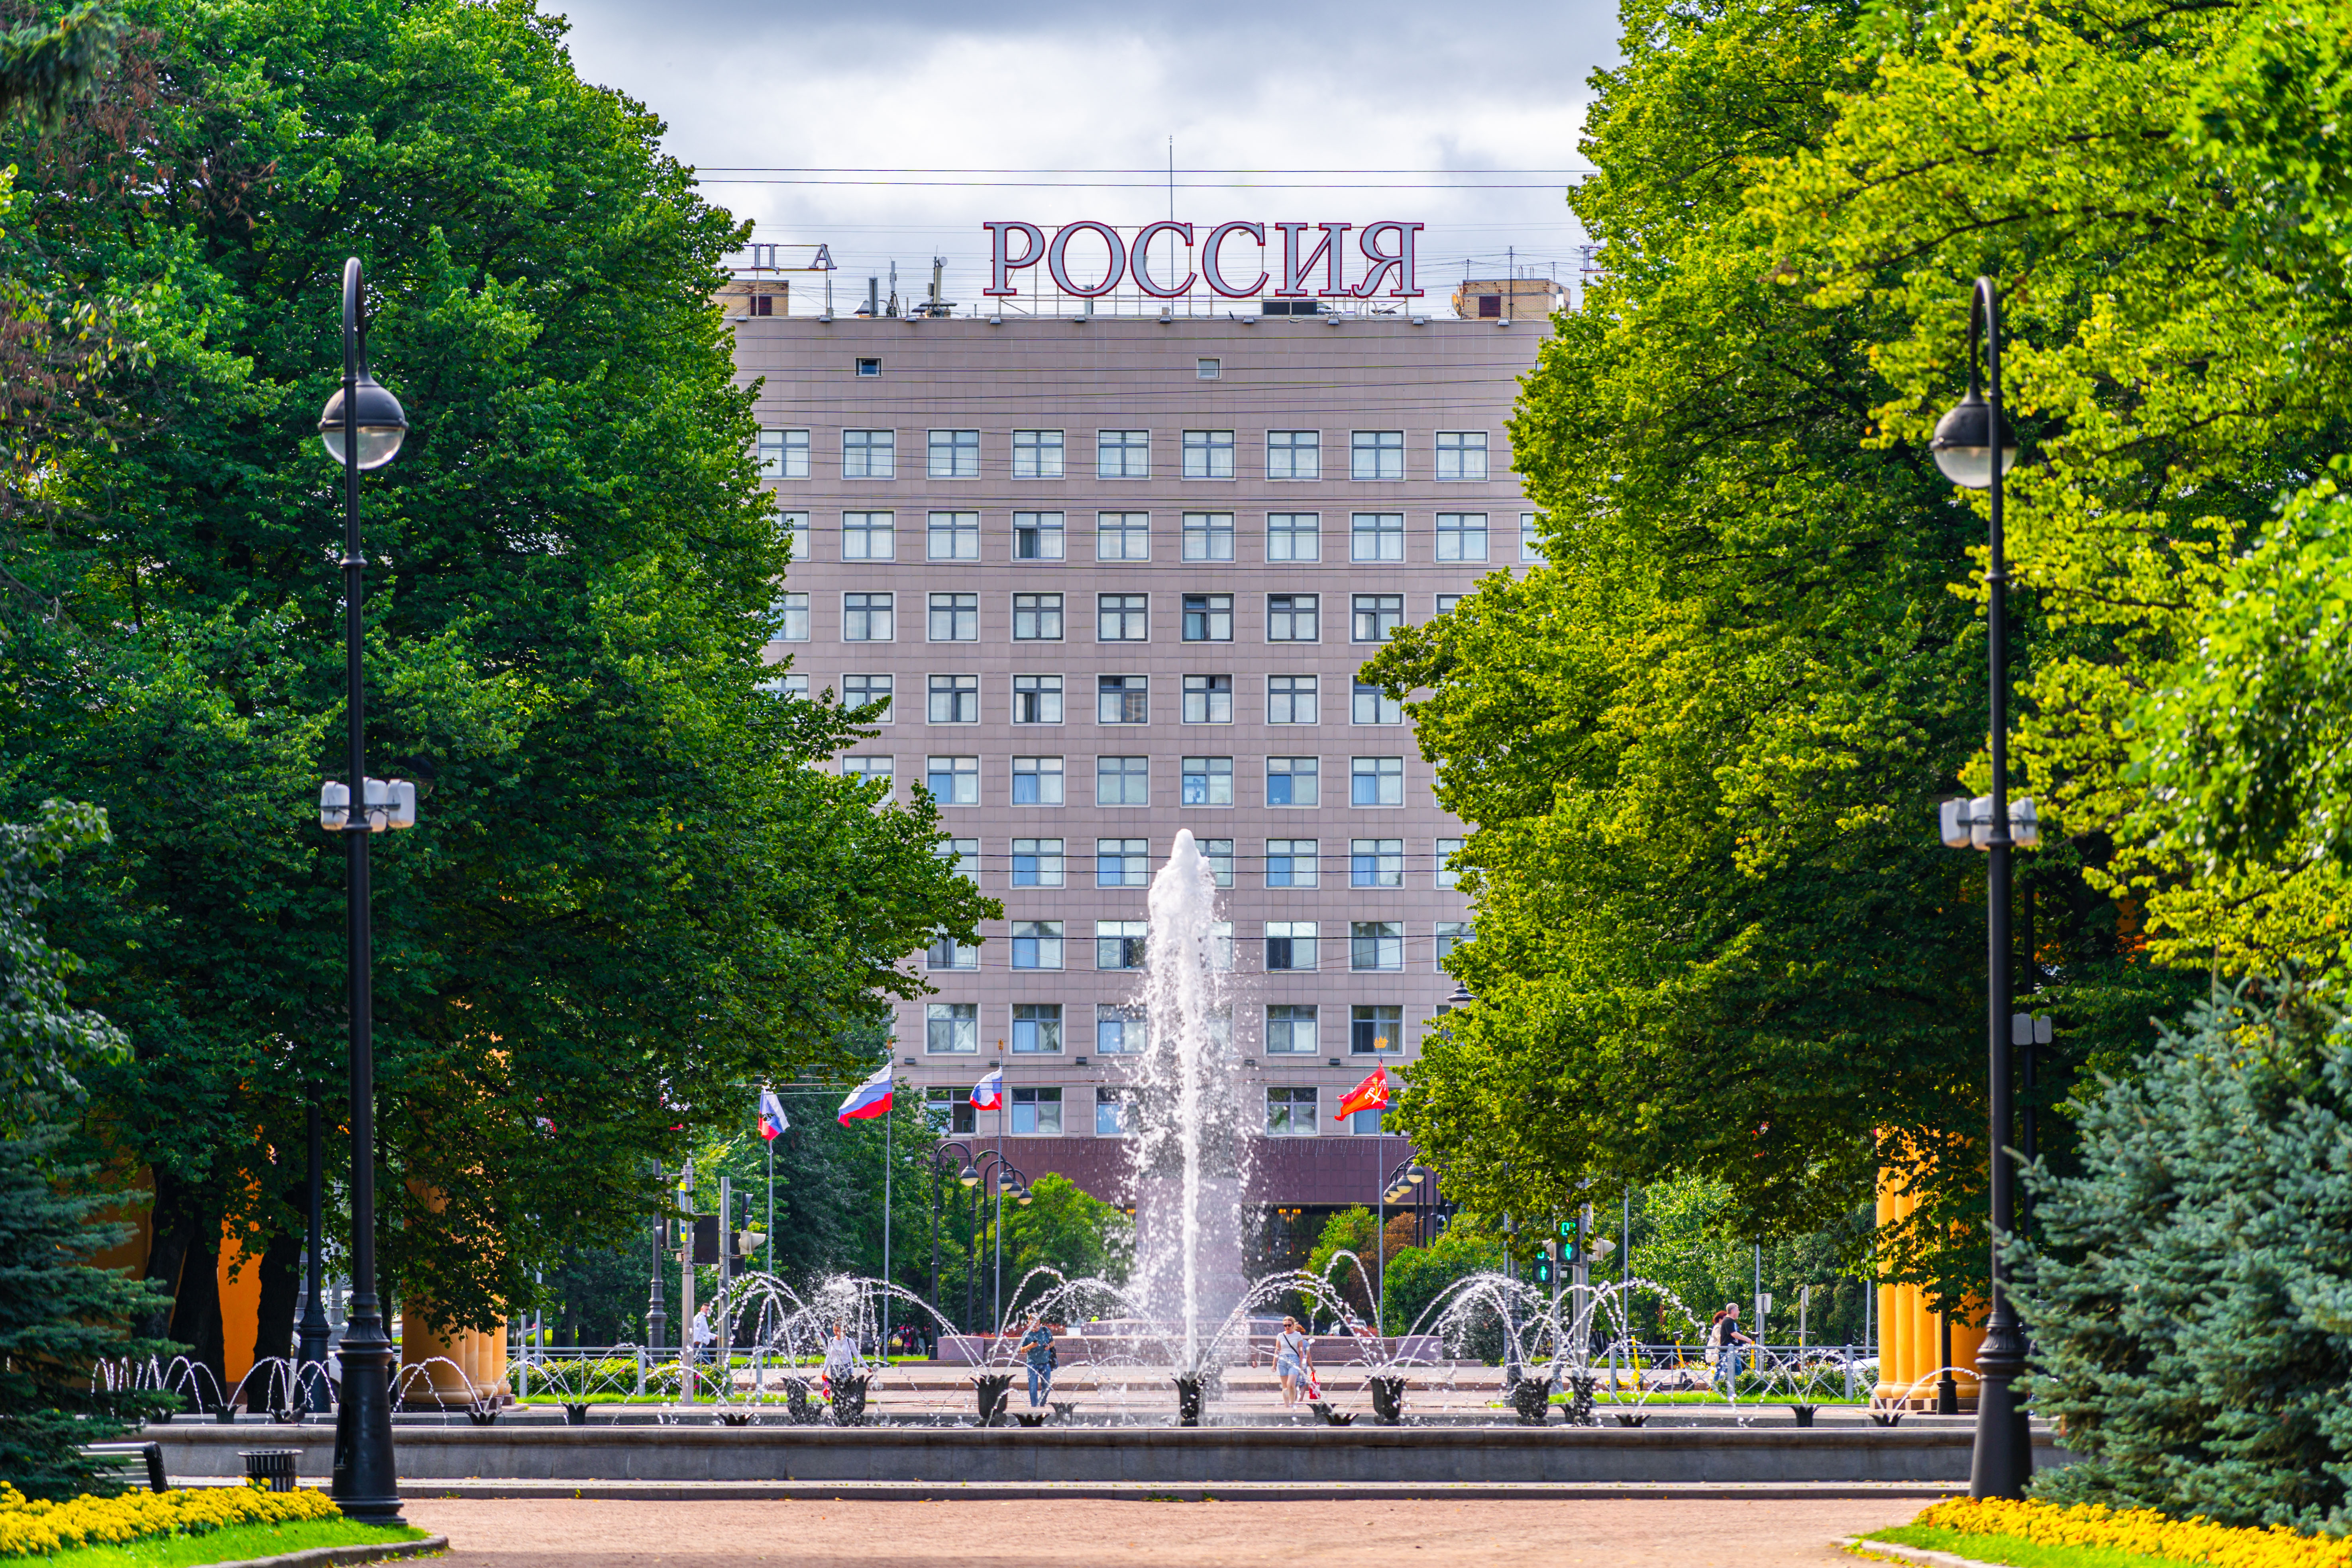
145;1422;2073;1489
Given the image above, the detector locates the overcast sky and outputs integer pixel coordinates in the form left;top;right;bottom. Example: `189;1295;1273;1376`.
551;0;1621;312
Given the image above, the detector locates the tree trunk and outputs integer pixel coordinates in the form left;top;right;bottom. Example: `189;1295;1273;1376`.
246;1212;304;1411
143;1166;226;1408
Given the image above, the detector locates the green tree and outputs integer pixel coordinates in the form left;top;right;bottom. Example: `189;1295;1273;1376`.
1363;0;2195;1307
1380;1227;1504;1339
0;803;169;1498
1000;1174;1131;1318
2017;991;2352;1529
0;0;991;1389
1303;1207;1381;1322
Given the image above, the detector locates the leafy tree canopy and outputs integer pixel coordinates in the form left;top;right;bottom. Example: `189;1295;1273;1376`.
0;0;992;1356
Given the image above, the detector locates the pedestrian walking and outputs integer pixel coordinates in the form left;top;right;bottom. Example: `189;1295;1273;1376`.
1274;1316;1315;1407
1706;1303;1752;1395
690;1306;714;1366
1018;1317;1057;1408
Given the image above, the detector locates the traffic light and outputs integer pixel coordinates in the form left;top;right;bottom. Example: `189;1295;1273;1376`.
1530;1254;1555;1286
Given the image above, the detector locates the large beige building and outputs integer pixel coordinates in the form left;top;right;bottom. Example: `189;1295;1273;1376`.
727;301;1549;1257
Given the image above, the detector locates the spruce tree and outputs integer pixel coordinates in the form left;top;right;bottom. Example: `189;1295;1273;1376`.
2018;992;2352;1530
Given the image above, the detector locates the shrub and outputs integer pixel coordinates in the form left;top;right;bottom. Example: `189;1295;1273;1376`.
2016;993;2352;1530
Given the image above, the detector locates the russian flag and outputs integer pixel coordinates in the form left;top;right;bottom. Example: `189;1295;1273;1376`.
970;1067;1005;1112
836;1063;894;1124
758;1088;790;1141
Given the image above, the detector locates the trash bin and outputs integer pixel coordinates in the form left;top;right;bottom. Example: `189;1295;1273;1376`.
239;1449;298;1491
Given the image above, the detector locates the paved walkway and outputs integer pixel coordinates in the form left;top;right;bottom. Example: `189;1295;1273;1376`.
405;1495;1918;1566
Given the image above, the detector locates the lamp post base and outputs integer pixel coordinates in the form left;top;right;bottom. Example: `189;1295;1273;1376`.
1968;1316;2033;1499
330;1309;403;1525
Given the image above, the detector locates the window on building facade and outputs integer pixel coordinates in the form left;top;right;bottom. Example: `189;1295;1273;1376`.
926;1002;978;1054
1096;838;1149;887
1013;675;1064;724
1350;513;1405;563
1095;1085;1131;1135
1351;756;1404;806
1097;674;1149;724
1435;920;1471;970
1521;513;1545;562
927;673;978;724
779;510;811;563
1010;920;1064;971
769;593;809;642
1352;593;1405;642
1267;756;1320;807
1012;838;1065;887
855;357;882;377
1182;429;1235;479
1267;594;1319;642
757;428;810;479
1182;593;1232;642
1266;431;1321;481
1351;1003;1405;1054
1097;429;1150;479
927;932;978;970
1096;1005;1148;1056
1181;756;1233;807
1096;513;1150;562
1011;1085;1063;1132
1183;513;1235;561
936;837;978;883
1097;593;1150;641
1013;429;1065;479
1268;674;1319;725
925;755;979;806
760;672;809;701
1266;1005;1319;1056
1012;593;1064;641
1350;430;1404;481
1350;838;1404;887
1013;511;1065;560
843;429;895;479
1435;594;1463;616
928;428;980;479
1352;681;1403;725
1351;921;1404;971
841;672;891;719
1435;836;1464;888
1096;919;1148;968
927;510;980;559
1182;674;1233;724
1012;1005;1063;1056
1265;921;1318;971
1435;431;1489;481
1265;1085;1318;1135
1011;755;1065;806
927;1085;976;1135
1436;512;1488;561
1096;754;1149;806
843;511;895;560
928;592;979;642
1268;512;1321;561
842;756;893;797
1202;838;1234;887
1266;838;1319;887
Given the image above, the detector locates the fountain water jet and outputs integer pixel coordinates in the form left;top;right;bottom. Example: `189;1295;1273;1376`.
1130;829;1250;1374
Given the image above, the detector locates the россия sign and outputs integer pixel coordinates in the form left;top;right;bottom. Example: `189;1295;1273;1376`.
983;220;1424;300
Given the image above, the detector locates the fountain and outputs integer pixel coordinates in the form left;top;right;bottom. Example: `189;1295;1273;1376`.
1129;829;1250;1377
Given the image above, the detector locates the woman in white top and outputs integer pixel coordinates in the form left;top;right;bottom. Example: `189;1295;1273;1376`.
821;1321;858;1384
1273;1316;1313;1407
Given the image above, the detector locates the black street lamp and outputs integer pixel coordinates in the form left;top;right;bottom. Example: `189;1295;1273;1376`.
1928;275;2032;1501
316;257;411;1527
294;1103;332;1415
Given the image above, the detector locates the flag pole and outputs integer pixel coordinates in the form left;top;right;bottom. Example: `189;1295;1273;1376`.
882;1060;894;1360
766;1094;775;1280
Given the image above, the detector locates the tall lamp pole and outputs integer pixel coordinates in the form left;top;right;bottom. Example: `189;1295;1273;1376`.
1929;275;2034;1500
314;256;412;1527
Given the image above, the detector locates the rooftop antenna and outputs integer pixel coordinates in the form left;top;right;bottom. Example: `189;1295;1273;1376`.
886;260;899;317
929;255;944;315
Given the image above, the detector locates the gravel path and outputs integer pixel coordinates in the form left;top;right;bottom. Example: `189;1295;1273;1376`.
403;1495;1917;1566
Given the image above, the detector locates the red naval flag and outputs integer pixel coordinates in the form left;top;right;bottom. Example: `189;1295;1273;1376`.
1335;1066;1390;1122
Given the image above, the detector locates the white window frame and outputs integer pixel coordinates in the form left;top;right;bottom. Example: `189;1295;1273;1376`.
1182;429;1236;480
927;428;980;479
1012;430;1066;479
1266;431;1321;481
842;592;894;642
843;429;895;479
842;511;895;561
1435;431;1489;482
1350;430;1404;481
1097;429;1151;479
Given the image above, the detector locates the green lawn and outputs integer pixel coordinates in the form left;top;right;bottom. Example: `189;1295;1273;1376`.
31;1518;429;1568
1860;1524;2208;1568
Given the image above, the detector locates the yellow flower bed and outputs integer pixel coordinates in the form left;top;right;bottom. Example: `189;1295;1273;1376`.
1912;1497;2352;1568
0;1482;341;1558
